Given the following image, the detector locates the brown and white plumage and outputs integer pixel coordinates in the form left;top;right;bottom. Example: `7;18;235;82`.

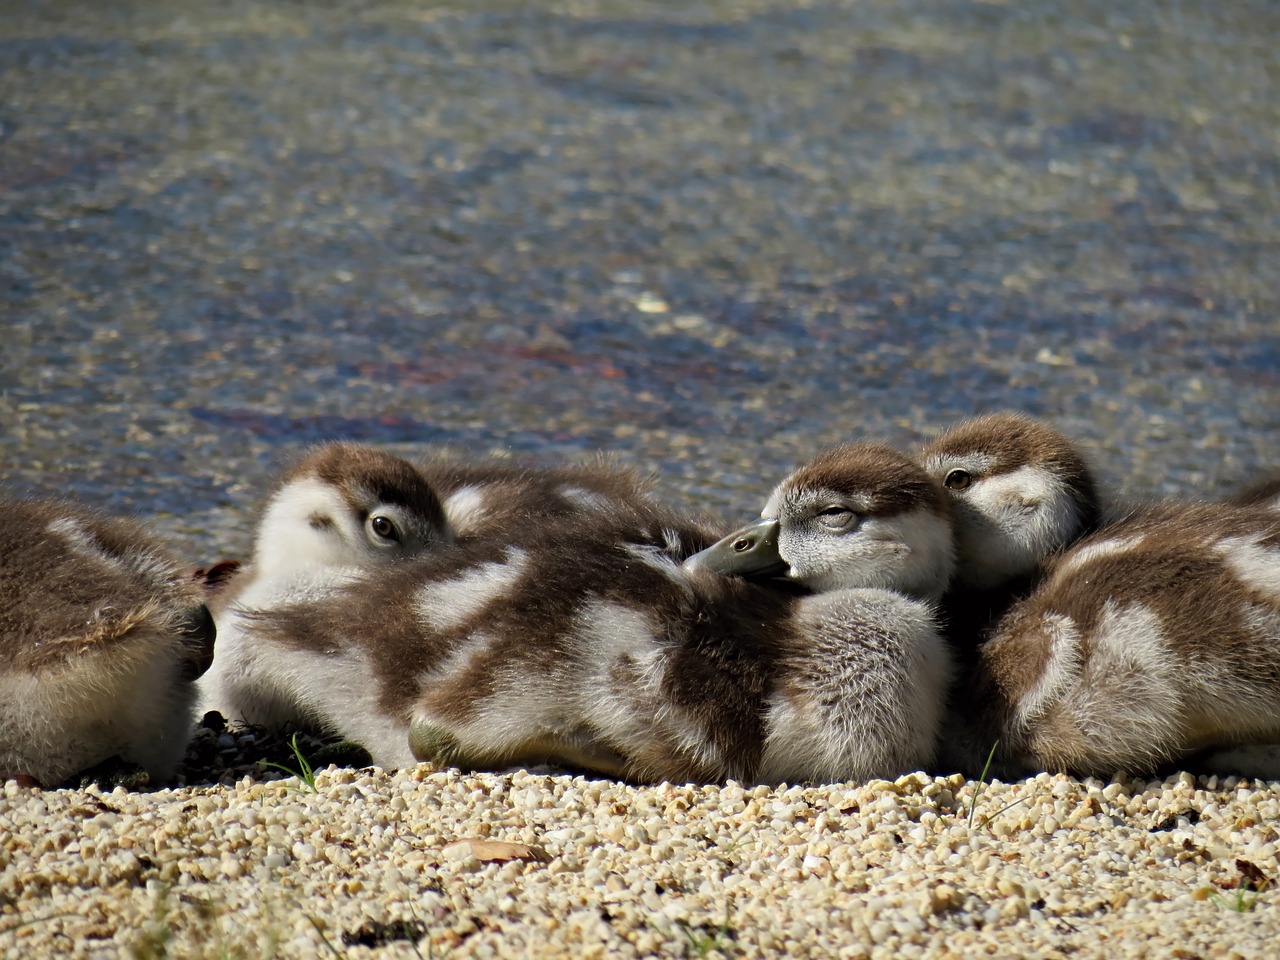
199;443;453;728
920;413;1102;594
200;443;668;733
686;448;957;783
0;499;214;785
215;442;453;612
217;497;725;778
418;456;661;541
219;444;953;784
969;503;1280;778
679;442;956;781
915;413;1105;661
920;416;1280;778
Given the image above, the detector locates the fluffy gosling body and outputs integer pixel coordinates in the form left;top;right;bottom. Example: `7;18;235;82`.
419;457;661;540
972;503;1280;777
231;444;952;784
0;499;214;785
681;442;955;781
201;443;672;733
922;417;1280;777
230;501;723;778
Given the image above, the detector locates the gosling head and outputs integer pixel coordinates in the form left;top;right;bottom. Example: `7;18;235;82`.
687;443;955;603
251;442;453;576
919;413;1100;590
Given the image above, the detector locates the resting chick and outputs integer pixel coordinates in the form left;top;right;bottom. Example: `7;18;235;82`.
1;499;213;785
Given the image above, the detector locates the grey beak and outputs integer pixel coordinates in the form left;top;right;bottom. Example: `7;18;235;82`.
684;518;788;579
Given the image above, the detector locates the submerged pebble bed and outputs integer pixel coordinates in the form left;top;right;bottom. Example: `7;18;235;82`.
2;760;1277;958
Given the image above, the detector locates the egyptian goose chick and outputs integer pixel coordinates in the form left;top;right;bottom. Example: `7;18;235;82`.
241;444;953;784
0;499;214;786
919;413;1102;592
675;443;956;781
414;445;957;788
419;457;662;540
216;498;714;776
917;413;1103;650
218;442;452;609
199;443;452;728
970;502;1280;778
201;443;680;732
688;443;957;602
921;416;1280;778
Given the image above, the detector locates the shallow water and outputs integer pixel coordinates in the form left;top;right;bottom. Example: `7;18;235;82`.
2;0;1278;556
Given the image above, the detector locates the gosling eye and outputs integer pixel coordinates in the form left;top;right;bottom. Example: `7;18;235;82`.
368;514;401;543
944;468;974;491
816;506;857;531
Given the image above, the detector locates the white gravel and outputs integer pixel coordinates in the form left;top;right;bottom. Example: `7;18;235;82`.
2;766;1278;958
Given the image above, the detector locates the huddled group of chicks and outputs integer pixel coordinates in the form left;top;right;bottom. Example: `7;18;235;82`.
3;413;1279;789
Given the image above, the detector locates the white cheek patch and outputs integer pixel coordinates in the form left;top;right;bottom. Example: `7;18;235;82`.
442;486;489;536
869;508;955;601
255;478;363;574
775;534;833;586
1051;535;1146;584
974;464;1081;546
414;548;528;633
778;508;952;602
959;464;1084;584
1214;535;1280;604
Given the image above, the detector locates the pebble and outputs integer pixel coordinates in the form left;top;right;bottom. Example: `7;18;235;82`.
1;768;1278;958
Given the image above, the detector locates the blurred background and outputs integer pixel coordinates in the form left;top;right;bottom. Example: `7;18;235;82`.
2;0;1277;560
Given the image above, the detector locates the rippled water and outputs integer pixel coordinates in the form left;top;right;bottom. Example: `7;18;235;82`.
2;0;1278;553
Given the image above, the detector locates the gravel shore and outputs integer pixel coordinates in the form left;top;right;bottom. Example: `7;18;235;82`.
3;759;1277;959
